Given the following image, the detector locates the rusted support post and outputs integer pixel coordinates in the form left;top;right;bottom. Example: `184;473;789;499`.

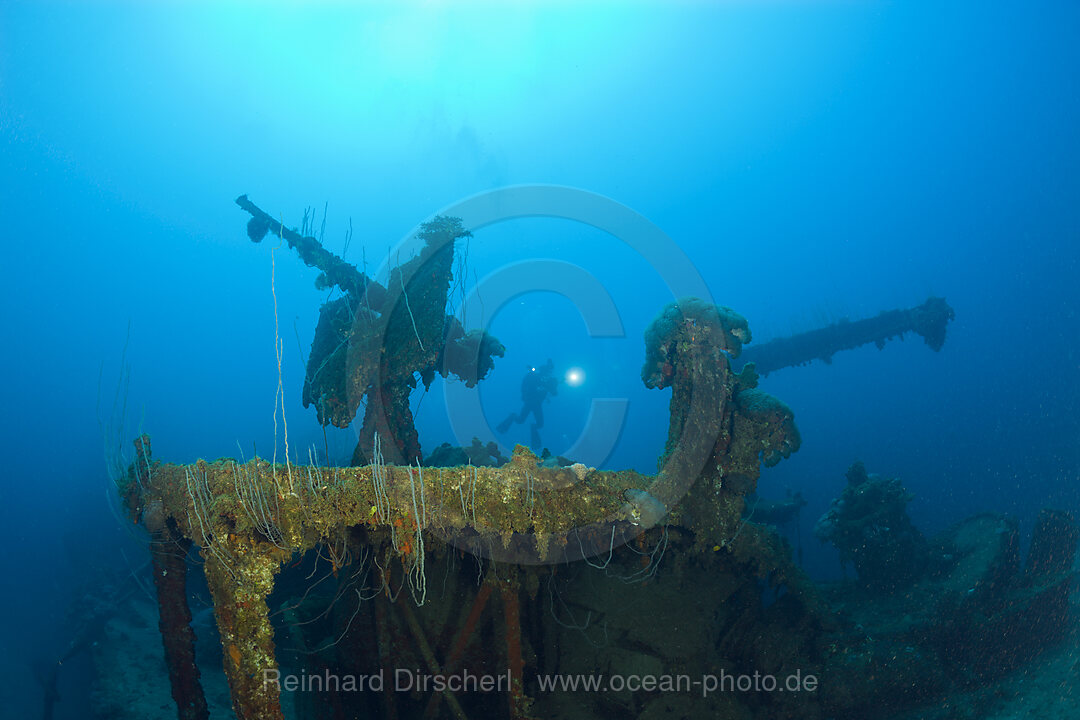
150;535;210;720
373;595;399;720
355;381;423;466
400;599;469;720
423;580;495;720
500;575;529;720
445;581;495;672
203;552;284;720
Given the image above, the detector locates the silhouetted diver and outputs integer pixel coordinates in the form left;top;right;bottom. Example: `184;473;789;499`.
496;359;559;448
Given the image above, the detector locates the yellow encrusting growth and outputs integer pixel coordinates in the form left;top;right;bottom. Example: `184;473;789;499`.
123;444;655;720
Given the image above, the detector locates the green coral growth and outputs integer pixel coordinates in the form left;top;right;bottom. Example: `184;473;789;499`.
642;296;750;390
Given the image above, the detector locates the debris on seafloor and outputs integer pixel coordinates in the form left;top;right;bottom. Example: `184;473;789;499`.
816;463;1079;719
814;460;929;592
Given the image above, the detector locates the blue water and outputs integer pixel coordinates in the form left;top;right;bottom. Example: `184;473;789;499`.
1;2;1077;718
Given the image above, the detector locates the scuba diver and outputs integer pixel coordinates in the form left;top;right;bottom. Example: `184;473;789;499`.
497;359;560;448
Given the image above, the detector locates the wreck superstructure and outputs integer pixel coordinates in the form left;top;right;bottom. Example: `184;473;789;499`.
113;196;1074;720
119;198;815;719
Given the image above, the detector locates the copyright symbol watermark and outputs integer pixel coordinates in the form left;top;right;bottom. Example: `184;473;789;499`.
361;185;720;564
